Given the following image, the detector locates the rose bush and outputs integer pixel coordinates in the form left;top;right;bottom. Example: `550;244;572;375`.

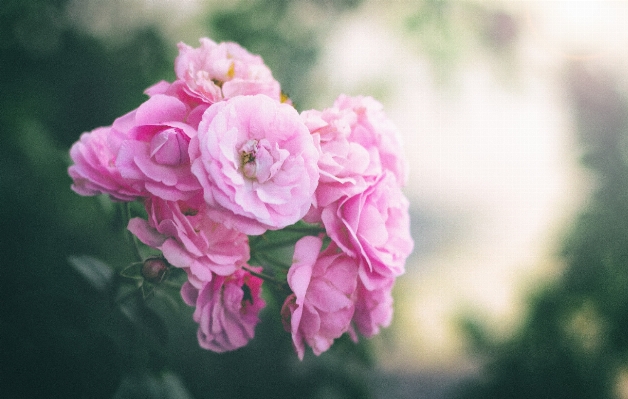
67;37;413;359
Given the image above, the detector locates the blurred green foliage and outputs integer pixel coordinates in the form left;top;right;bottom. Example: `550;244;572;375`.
0;0;382;398
454;65;628;399
406;0;519;84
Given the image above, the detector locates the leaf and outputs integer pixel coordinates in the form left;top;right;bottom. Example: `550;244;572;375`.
118;294;169;347
68;255;114;291
161;372;195;399
113;371;194;399
120;262;144;280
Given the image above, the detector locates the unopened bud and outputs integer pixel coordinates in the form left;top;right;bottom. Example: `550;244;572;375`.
141;257;168;283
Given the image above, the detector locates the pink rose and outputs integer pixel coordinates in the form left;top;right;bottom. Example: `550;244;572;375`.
189;94;319;235
115;94;202;201
333;95;408;187
301;95;408;222
301;106;374;210
181;267;266;352
175;38;282;104
143;80;209;129
352;278;394;338
281;237;358;360
68;125;143;201
127;195;249;282
321;171;414;290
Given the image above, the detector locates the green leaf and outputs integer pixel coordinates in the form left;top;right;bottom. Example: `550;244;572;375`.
113;371;194;399
120;261;143;280
68;255;114;291
118;293;169;347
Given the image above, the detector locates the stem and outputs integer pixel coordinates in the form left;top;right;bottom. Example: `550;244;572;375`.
242;265;287;287
282;224;326;235
251;237;300;252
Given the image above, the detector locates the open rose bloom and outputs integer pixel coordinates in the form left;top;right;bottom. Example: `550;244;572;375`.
68;37;414;359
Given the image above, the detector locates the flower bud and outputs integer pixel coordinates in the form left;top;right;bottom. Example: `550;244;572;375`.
141;257;168;283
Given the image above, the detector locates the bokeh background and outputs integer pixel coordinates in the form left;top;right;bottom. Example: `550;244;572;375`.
3;0;628;398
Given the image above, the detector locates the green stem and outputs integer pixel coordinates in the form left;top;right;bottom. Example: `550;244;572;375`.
242;265;286;287
251;237;300;252
282;225;326;235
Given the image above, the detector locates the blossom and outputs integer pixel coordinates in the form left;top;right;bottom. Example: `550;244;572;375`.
281;237;358;360
127;195;249;282
175;38;282;104
352;278;394;338
181;267;266;352
189;94;319;235
301;95;408;223
332;95;408;187
143;80;209;129
68;125;143;201
115;94;202;201
67;36;414;358
301;106;373;210
321;171;413;290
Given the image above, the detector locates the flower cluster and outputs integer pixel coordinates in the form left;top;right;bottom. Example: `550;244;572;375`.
68;38;414;359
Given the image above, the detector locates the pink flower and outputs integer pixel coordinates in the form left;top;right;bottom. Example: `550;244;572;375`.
333;95;408;187
301;95;408;221
181;267;266;352
352;278;394;338
321;171;414;290
301;107;373;209
189;94;319;235
114;94;202;201
175;38;282;104
143;80;209;129
127;195;249;282
68;125;143;201
281;237;358;360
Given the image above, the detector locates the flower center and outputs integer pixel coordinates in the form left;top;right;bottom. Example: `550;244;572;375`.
240;139;258;179
238;138;288;183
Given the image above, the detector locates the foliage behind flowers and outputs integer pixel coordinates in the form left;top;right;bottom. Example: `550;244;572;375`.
67;37;414;359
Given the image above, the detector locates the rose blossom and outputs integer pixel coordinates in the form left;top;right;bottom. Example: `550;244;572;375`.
301;94;408;223
333;94;408;187
68;125;143;201
281;236;358;360
181;267;266;352
127;195;249;282
301;105;374;209
175;38;282;104
143;80;209;129
115;94;202;201
321;171;414;290
189;94;319;235
352;278;394;338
